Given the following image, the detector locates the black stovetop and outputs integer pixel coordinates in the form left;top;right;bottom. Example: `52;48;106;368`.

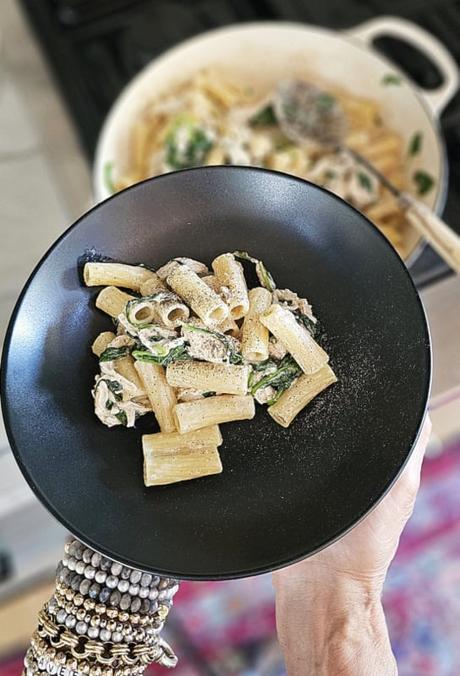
19;0;460;288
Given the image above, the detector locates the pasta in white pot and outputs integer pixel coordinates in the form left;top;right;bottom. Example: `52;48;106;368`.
94;19;458;265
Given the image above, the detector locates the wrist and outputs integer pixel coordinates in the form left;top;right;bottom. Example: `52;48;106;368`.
274;571;396;675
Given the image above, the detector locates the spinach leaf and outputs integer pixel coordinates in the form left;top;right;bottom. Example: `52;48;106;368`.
413;170;434;196
357;171;372;192
408;132;422;157
165;122;213;170
251;358;278;372
115;411;128;426
249;104;277;127
133;343;190;367
228;351;244;365
250;355;302;404
248;359;277;390
96;378;123;401
381;73;402;86
315;93;335;110
99;346;130;362
296;313;319;337
233;251;276;291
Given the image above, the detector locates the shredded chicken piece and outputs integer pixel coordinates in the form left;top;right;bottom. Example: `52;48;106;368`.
254;385;276;405
273;289;315;320
176;387;209;402
182;322;241;364
107;334;136;349
202;276;232;304
268;338;288;361
93;362;150;428
306;150;379;209
186;330;228;363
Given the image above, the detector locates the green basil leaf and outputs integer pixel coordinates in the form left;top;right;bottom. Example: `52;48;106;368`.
233;251;276;291
413;170;434;196
296;313;319;337
249;104;277;127
115;411;128;426
99;346;130;362
357;171;372;192
315;93;335;110
381;73;402;86
408;132;423;157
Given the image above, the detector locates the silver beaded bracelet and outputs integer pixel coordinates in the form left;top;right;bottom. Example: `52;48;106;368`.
23;539;179;676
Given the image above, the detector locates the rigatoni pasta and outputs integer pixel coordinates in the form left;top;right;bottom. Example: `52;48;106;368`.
134;361;177;433
84;250;337;487
84;262;156;291
144;444;223;486
143;425;223;453
166;361;250;396
166;263;229;325
241;287;272;362
268;366;337;427
174;395;255;434
107;70;426;259
212;253;249;319
91;331;116;357
260;304;329;374
95;286;135;318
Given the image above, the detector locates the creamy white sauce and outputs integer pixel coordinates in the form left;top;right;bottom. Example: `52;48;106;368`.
93;361;149;428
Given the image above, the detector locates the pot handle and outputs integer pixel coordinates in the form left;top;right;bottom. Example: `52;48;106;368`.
347;16;459;116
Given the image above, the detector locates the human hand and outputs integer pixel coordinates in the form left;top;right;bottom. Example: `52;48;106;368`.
273;417;431;675
274;415;431;592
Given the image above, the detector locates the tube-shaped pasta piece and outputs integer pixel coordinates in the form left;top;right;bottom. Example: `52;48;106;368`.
174;395;255;434
268;365;337;428
142;425;223;454
134;362;177;433
125;298;157;325
166;264;228;325
95;287;135;318
154;294;190;329
139;274;166;296
212;253;249;319
217;315;240;337
241;287;272;362
202;276;239;335
91;331;116;357
202;275;222;294
260;304;329;375
143;444;222;486
166;361;250;396
84;262;157;291
115;356;144;392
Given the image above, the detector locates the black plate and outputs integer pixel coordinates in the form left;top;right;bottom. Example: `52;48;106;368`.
1;167;430;579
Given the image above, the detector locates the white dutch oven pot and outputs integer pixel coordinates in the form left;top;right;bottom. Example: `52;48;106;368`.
94;16;459;264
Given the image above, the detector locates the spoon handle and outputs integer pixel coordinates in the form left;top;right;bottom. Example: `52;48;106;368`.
342;146;400;198
401;193;460;274
344;146;460;274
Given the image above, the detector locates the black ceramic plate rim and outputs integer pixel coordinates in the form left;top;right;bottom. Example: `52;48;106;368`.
0;166;432;579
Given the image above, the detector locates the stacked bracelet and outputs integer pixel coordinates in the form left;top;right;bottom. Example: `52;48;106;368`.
23;539;178;676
